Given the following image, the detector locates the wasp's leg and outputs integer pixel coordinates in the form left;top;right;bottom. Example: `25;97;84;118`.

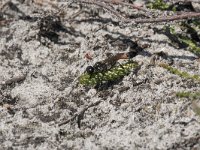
95;80;114;90
116;62;125;69
93;62;107;73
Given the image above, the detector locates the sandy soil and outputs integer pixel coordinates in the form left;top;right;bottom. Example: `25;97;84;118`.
0;0;200;149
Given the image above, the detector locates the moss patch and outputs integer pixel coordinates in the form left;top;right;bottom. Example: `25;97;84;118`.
176;91;200;100
79;61;138;86
147;0;174;11
163;22;200;56
159;63;200;82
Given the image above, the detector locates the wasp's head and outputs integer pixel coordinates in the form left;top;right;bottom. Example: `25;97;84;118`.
86;66;94;75
127;51;138;58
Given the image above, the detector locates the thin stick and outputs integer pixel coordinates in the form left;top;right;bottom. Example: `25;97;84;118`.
134;12;200;24
76;0;127;21
71;1;200;24
58;100;103;126
1;75;26;85
0;19;13;26
100;0;147;11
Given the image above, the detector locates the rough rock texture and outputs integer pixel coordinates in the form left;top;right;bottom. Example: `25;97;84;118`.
0;0;200;149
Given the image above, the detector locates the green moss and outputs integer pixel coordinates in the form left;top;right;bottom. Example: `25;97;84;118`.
177;92;200;116
191;20;200;29
159;63;200;82
165;24;200;56
79;61;138;86
180;36;200;55
147;0;174;11
176;91;200;100
168;26;176;34
176;92;190;98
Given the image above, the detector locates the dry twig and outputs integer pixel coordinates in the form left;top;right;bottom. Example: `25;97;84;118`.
0;19;13;26
31;0;200;24
58;99;103;126
100;0;147;11
134;12;200;23
1;75;26;85
77;0;127;21
70;0;200;24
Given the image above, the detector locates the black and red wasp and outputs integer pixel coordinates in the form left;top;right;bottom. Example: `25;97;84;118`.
86;51;138;75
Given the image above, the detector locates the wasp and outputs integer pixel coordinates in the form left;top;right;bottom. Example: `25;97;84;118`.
79;60;139;86
86;51;138;75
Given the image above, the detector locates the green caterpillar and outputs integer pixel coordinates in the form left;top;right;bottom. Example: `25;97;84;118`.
79;61;139;86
